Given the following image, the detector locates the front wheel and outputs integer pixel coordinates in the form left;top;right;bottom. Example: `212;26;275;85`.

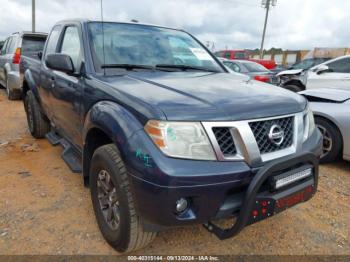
284;84;303;92
315;117;343;163
90;144;157;253
24;90;50;138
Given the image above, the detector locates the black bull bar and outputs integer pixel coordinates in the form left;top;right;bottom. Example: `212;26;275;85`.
203;152;319;240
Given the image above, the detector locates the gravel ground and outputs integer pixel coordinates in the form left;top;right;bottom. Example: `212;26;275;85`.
0;89;349;255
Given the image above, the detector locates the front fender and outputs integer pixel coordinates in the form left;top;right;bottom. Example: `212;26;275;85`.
24;69;40;99
83;100;144;157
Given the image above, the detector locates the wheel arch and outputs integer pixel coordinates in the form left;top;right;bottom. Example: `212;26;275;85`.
82;101;144;186
23;69;40;100
283;79;305;90
314;113;344;154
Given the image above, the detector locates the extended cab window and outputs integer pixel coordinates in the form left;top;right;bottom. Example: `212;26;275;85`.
60;26;82;71
327;58;350;73
45;25;62;59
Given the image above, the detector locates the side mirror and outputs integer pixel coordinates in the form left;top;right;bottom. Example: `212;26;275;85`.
315;64;331;75
45;53;74;74
37;51;43;60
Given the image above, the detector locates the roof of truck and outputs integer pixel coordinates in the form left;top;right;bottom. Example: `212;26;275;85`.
55;19;184;32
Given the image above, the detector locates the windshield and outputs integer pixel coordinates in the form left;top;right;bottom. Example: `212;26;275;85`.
290;59;315;70
241;61;268;72
87;22;222;73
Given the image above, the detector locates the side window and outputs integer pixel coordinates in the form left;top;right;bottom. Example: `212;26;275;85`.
230;63;241;72
224;62;240;72
60;26;82;71
1;38;9;54
7;36;18;54
6;37;15;54
327;58;350;73
224;52;231;59
44;25;62;59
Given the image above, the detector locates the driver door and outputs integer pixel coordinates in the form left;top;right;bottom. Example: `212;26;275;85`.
49;25;84;148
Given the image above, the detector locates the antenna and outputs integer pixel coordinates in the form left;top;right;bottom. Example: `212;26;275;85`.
100;0;106;75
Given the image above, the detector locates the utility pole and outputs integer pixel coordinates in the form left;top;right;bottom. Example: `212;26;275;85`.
260;0;277;59
32;0;35;33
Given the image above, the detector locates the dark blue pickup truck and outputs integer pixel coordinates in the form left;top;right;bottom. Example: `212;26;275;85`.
21;19;322;252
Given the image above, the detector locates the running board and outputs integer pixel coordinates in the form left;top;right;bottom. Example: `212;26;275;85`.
46;131;62;146
46;131;82;173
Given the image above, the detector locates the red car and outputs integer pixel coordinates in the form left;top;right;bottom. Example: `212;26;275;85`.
214;50;276;70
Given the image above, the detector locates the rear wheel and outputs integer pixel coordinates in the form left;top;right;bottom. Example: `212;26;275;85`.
284;84;303;92
315;117;343;163
90;144;157;253
24;90;50;138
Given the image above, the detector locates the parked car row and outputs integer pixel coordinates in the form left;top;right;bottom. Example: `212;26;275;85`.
0;31;47;99
0;20;348;254
214;49;277;69
220;58;279;85
277;55;350;92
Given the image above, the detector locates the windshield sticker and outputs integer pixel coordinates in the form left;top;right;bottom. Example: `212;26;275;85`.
190;48;213;61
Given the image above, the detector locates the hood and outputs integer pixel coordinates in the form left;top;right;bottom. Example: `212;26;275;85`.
99;72;307;121
300;88;350;103
277;69;304;76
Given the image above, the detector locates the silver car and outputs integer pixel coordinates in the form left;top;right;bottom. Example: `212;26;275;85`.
0;31;47;100
300;88;350;163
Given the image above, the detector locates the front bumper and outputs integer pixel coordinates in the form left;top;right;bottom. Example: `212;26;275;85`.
124;127;322;229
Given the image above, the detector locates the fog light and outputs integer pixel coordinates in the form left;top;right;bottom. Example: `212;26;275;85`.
175;198;188;213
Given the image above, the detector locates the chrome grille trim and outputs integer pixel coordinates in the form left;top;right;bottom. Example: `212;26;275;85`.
202;112;305;167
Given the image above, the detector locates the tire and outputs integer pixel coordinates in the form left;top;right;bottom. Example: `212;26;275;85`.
24;90;50;138
5;76;21;100
284;84;303;92
315;117;343;163
90;144;157;253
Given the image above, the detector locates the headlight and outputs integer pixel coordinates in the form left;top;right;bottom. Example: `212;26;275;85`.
145;120;216;160
303;106;316;142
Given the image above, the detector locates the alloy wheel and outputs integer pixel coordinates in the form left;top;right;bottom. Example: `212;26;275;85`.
97;170;121;231
317;124;333;159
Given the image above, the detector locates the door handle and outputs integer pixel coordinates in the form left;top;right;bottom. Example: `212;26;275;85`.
50;76;55;88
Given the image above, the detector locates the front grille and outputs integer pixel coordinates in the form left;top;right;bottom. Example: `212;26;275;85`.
212;127;237;156
249;116;294;154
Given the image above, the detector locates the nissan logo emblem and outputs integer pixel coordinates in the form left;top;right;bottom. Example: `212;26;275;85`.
268;124;285;146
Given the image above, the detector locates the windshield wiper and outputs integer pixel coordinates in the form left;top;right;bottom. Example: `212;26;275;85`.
101;64;155;70
155;64;219;73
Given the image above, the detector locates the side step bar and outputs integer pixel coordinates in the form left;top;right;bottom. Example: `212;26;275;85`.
45;131;82;173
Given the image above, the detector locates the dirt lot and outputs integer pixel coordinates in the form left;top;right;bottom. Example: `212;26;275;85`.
0;89;349;255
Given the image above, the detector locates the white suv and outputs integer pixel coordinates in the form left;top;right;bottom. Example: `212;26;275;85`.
305;55;350;90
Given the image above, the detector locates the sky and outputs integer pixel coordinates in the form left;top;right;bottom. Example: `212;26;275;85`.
0;0;349;51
